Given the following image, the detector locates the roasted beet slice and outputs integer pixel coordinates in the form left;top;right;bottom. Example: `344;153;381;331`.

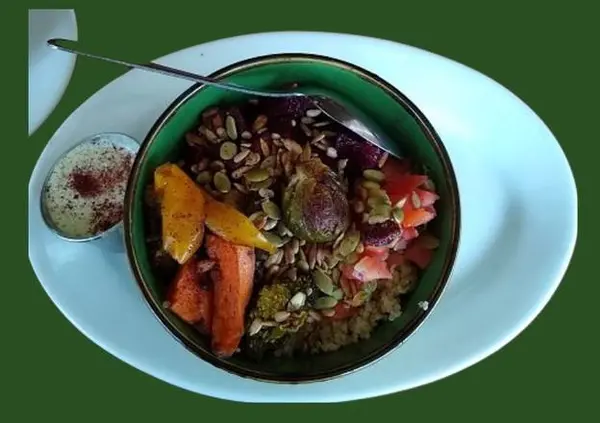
361;220;402;247
262;96;314;119
335;133;386;172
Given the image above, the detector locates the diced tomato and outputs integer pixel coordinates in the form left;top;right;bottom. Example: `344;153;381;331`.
363;246;390;261
404;244;434;269
385;175;429;204
414;188;439;207
351;255;393;282
340;275;359;298
401;199;436;228
328;303;359;320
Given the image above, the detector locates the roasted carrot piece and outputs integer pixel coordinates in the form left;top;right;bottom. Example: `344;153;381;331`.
206;234;255;358
166;256;213;334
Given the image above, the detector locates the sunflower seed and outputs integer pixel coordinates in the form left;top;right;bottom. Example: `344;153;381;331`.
300;123;312;137
256;188;272;199
262;320;277;327
291;119;297;127
337;159;348;172
411;191;422;208
271;132;281;140
265;250;283;268
190;164;199;173
199;126;219;143
196;158;209;172
331;267;341;284
308;245;317;269
286;267;298;281
209;160;225;171
306;108;322;118
378;152;389;168
245;152;261;167
213;172;231;193
252;115;268;132
321;308;336;317
263;218;278;231
333;230;346;249
244;168;270;182
363;169;386;183
289;292;306;311
313;121;331;128
233;183;248;194
259;138;270;156
308;310;322;321
241;130;252;140
219;141;238;161
195;170;212;184
260;155;276;169
322;130;337;138
353;200;365;214
284;243;296;265
296;259;310;273
301;116;315;125
326;147;338;158
233;148;251;163
392;207;404;224
311;132;326;145
314;296;338;310
248;319;263;336
394;196;408;209
282;138;302;155
216;127;226;138
266;265;280;279
274;311;290;323
232;166;252;182
290;238;300;255
313;268;334;295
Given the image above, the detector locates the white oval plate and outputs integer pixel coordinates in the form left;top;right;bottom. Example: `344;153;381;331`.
27;31;577;403
28;9;78;136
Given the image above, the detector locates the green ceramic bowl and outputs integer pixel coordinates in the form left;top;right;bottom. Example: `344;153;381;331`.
124;53;461;383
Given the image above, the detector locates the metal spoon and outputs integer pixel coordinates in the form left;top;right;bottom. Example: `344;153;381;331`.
47;38;400;158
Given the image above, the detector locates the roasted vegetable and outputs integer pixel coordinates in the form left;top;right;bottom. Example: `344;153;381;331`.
282;157;350;243
206;234;256;358
204;195;277;254
166;257;213;334
154;163;207;264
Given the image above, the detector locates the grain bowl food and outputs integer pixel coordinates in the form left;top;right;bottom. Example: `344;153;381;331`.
125;54;460;382
143;92;442;360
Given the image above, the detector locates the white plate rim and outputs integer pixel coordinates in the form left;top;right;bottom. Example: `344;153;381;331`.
27;31;578;403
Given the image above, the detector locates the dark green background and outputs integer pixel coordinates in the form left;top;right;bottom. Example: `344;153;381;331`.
14;0;597;420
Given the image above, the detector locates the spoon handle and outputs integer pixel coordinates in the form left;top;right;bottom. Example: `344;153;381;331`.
46;38;298;99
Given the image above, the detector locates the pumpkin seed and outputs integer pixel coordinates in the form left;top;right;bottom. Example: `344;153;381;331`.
378;152;389;168
392;206;405;224
213;172;231;193
361;180;380;190
306;108;322;118
233;148;250;163
371;204;391;218
245;152;261;167
337;230;360;257
262;231;285;247
331;288;344;301
367;194;391;208
345;252;360;264
241;130;252;140
274;311;290;323
313;268;334;295
314;296;338;310
259;138;270;156
260;155;276;169
368;214;390;225
245;168;270;182
289;292;306;311
220;141;238;161
326;147;338;159
252;115;268;132
411;191;422;208
248;178;273;191
223;115;237;140
363;169;385;183
263;218;278;231
258;188;274;199
248;319;263;336
209;160;225;171
195;170;212;184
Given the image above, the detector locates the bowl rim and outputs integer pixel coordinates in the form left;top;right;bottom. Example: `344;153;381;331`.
123;52;461;384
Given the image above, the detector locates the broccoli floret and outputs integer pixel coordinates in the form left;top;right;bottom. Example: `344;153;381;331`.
253;283;291;320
